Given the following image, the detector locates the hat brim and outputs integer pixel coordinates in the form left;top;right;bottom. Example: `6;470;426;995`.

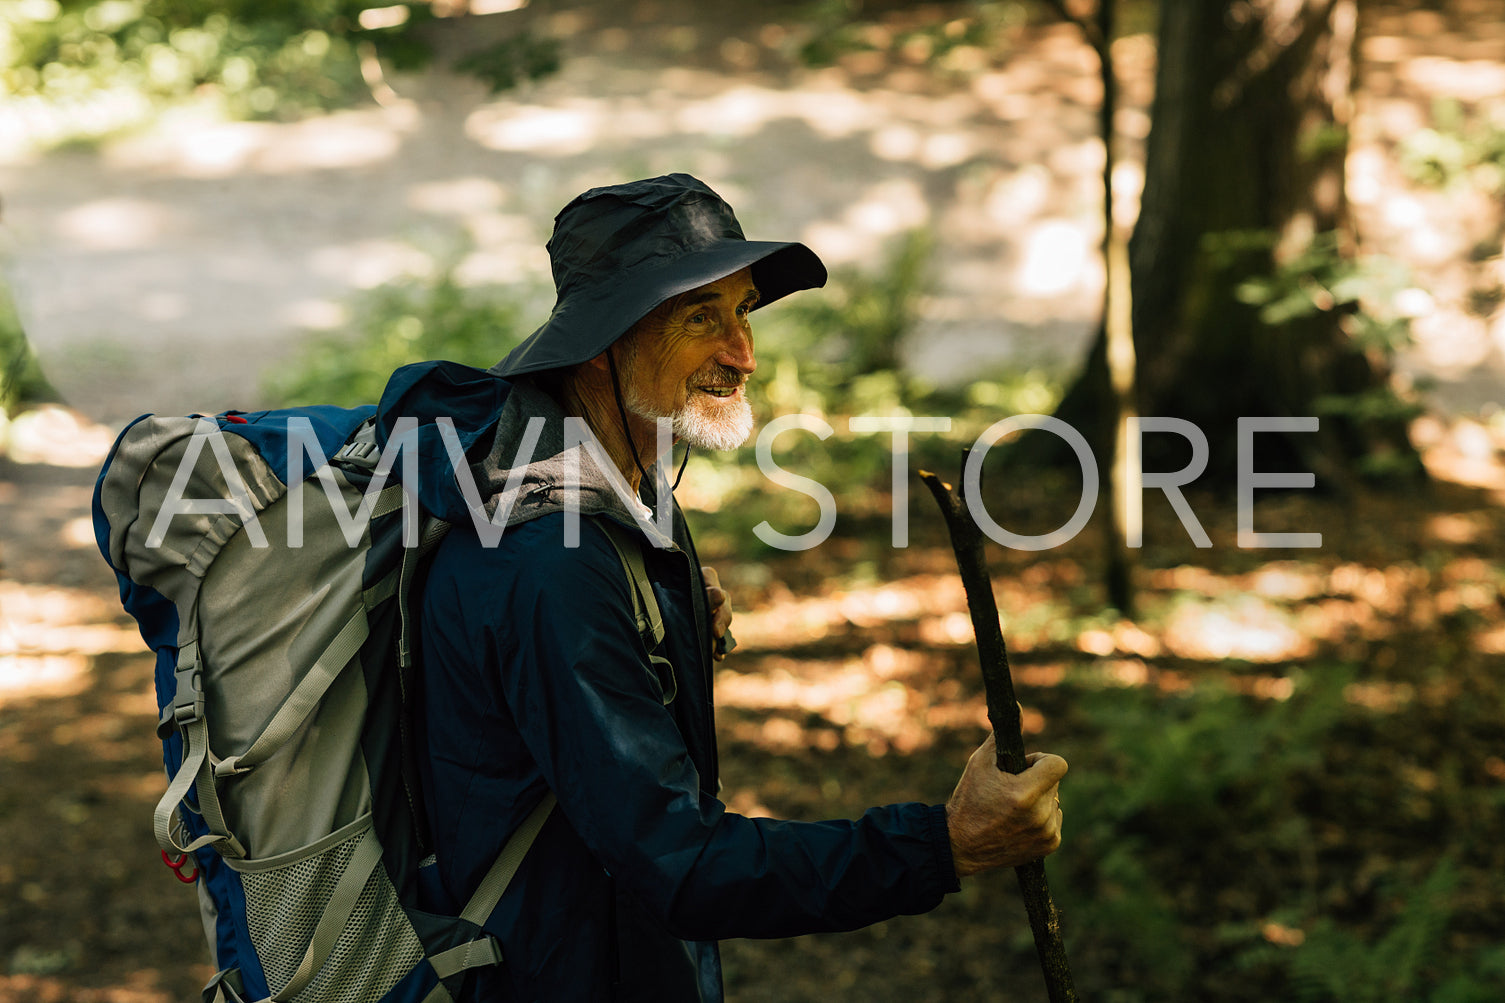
490;239;826;379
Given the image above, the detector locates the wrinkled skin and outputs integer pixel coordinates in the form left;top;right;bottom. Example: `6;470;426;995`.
946;735;1067;877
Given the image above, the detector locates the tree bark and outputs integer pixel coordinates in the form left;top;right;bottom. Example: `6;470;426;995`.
1043;0;1418;487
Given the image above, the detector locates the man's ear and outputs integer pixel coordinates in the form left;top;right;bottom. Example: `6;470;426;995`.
583;350;612;373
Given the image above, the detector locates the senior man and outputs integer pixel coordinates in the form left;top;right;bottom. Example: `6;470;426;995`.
415;174;1067;1001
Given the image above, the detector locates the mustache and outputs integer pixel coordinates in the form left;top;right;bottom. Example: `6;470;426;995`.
692;364;747;388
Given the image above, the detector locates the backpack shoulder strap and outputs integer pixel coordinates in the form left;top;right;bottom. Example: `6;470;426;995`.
597;518;665;652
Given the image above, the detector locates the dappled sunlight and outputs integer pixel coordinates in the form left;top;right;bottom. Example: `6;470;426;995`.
0;971;179;1003
1414;416;1505;500
736;574;967;645
405;176;508;216
1017;219;1095;297
0;582;144;705
1247;562;1328;601
306;239;437;291
1163;595;1316;663
1072;657;1295;700
737;542;1494;681
1;4;1501;996
1399;57;1505;102
465;101;609;155
916;609;975;646
0;650;91;704
1474;624;1505;654
0;406;115;467
105;104;418;177
55;198;179;252
718;644;997;756
800;177;931;264
6;6;1153;423
1343;680;1415;713
1075;621;1161;658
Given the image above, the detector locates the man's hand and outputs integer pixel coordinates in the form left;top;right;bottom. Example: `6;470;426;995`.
702;565;733;661
946;733;1067;878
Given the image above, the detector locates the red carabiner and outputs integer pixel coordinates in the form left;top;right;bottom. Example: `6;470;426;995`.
161;849;199;884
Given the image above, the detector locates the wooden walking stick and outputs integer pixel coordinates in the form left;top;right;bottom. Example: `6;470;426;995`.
919;452;1078;1002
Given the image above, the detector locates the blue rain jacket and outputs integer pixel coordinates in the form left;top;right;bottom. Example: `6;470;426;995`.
397;364;959;1001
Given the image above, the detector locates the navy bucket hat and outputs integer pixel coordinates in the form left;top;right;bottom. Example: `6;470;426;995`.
490;174;827;378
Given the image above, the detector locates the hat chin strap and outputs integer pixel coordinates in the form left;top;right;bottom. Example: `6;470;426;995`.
606;347;692;507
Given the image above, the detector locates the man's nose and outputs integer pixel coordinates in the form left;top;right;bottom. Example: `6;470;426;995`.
718;320;756;375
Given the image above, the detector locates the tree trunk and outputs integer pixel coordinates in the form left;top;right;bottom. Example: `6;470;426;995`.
1044;0;1418;487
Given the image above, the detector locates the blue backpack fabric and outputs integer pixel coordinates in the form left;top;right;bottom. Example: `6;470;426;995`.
92;362;662;1002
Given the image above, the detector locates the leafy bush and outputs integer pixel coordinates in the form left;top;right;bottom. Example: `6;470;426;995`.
0;0;559;142
1398;98;1505;194
755;228;934;416
264;263;526;409
0;280;58;418
1043;663;1505;1001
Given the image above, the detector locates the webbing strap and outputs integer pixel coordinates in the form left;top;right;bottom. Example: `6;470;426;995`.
362;563;400;608
213;610;369;779
599;521;665;649
428;937;504;979
370;482;406;520
273;825;384;1001
417;983;454;1003
460;791;557;926
154;715;237;855
200;968;248;1003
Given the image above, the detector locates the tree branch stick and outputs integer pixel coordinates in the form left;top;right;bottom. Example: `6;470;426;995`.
919;456;1078;1003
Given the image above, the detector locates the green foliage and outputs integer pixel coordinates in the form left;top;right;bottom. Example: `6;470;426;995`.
1069;667;1340;844
264;262;525;409
796;0;1028;73
0;0;559;141
1286;858;1478;1002
1052;671;1342;997
1232;230;1413;352
1047;668;1505;1000
1219;228;1424;478
0;280;59;418
1399;98;1505;194
454;30;560;93
757;229;934;415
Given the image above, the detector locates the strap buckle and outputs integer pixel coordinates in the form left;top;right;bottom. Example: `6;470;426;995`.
333;439;380;469
171;643;205;729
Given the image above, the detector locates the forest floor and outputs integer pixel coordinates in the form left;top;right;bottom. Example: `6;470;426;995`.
3;0;1505;1000
3;406;1504;1002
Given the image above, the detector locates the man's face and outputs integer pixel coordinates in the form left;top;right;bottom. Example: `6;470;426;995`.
618;267;760;450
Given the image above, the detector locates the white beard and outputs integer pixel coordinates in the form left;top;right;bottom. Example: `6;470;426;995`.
626;383;754;451
672;393;754;451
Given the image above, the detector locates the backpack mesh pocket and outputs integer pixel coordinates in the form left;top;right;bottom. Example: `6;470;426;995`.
233;816;425;1003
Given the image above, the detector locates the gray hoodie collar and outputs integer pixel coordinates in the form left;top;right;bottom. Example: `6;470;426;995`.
465;380;677;550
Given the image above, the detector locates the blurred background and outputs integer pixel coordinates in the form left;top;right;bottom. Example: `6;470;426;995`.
2;0;1503;1000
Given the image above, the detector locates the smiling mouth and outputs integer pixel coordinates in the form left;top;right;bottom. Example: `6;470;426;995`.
698;385;741;398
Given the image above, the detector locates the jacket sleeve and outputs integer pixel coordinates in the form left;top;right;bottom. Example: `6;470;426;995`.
458;516;960;941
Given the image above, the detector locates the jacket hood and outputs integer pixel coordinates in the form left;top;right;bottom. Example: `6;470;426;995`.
375;360;674;548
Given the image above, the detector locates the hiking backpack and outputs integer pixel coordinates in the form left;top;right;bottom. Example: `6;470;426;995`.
93;380;665;1003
